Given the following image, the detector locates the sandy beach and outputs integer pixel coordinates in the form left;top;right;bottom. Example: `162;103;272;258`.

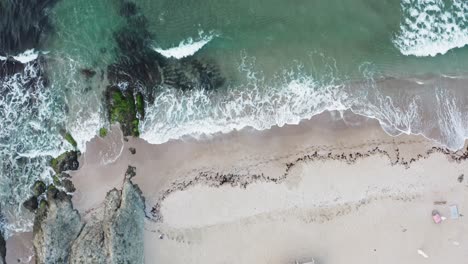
64;111;468;264
7;111;468;263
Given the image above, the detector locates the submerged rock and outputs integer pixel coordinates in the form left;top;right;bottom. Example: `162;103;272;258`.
33;168;145;263
0;0;59;55
50;151;80;173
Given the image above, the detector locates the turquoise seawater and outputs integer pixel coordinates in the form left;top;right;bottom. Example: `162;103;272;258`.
0;0;468;233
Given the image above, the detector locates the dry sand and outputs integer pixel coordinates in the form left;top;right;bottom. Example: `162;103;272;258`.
68;111;468;264
8;111;468;263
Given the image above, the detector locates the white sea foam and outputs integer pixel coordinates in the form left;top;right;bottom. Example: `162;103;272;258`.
140;53;468;151
12;49;41;63
0;62;66;234
0;49;43;63
153;31;217;59
394;0;468;56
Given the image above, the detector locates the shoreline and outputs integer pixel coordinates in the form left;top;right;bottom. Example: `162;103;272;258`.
6;110;468;263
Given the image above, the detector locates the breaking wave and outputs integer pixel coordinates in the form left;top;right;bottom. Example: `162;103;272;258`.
0;60;67;235
152;31;217;59
394;0;468;56
140;52;468;150
0;49;42;63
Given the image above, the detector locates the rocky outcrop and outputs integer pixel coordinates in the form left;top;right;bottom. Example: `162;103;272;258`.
51;151;80;174
33;187;83;264
103;177;145;263
33;167;145;264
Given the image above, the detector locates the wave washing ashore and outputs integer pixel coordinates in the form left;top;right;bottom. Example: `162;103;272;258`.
1;0;468;262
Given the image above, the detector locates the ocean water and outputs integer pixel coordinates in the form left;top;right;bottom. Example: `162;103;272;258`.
1;0;468;234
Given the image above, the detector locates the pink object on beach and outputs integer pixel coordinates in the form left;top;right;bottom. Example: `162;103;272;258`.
432;210;442;224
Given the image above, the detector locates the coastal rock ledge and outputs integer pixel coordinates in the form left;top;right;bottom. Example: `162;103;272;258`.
33;173;145;264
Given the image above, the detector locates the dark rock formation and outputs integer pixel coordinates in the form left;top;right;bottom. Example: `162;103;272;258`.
33;169;145;263
80;68;96;79
50;151;80;173
61;179;76;193
23;196;39;212
32;180;46;197
129;147;136;155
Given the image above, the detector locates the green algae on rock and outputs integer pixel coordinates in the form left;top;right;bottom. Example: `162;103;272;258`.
50;151;80;174
33;180;46;197
105;87;140;137
135;92;145;119
64;132;78;148
99;127;108;137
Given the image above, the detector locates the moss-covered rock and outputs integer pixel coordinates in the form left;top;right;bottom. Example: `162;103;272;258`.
105;87;139;137
135;92;145;119
38;199;48;210
32;180;46;197
52;175;61;186
50;151;79;174
99;127;108;137
64;133;78;148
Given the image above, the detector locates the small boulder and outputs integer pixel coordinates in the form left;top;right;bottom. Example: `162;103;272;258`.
51;151;80;173
129;147;136;155
32;181;46;197
23;196;38;212
80;68;96;79
125;166;136;179
62;179;76;193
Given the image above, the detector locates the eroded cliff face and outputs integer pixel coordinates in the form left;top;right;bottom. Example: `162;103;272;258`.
33;168;145;264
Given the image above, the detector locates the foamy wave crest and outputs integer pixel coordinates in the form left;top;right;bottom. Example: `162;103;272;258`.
0;61;67;234
0;49;42;63
153;30;217;59
394;0;468;56
140;52;468;150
